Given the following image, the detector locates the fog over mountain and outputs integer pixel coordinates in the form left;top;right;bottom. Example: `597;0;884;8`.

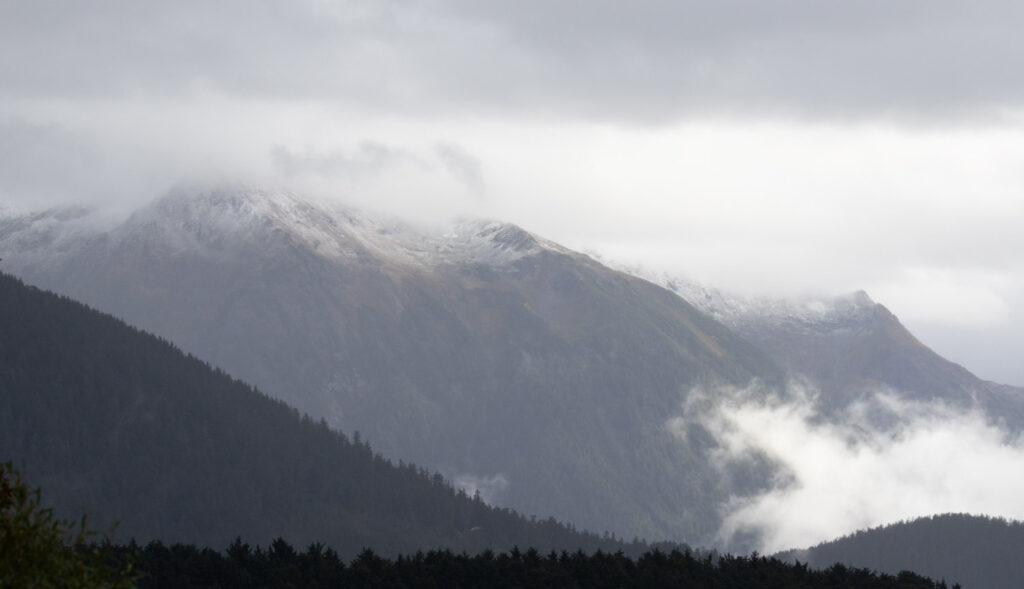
4;186;1024;555
679;385;1024;553
632;271;1024;551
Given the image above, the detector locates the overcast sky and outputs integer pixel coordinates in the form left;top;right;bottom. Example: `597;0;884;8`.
2;1;1024;385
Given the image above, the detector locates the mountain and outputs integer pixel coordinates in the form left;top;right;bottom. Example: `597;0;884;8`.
0;187;784;546
0;271;652;558
637;273;1024;427
777;514;1024;589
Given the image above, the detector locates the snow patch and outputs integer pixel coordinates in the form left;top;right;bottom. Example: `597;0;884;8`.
607;259;878;333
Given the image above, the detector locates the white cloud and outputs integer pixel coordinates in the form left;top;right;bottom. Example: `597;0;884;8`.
0;118;98;204
435;143;486;200
453;472;509;505
670;384;1024;554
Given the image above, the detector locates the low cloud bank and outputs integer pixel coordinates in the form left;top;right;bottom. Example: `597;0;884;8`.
670;384;1024;554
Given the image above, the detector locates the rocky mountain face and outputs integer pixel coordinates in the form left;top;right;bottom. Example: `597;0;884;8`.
642;275;1024;427
0;187;784;546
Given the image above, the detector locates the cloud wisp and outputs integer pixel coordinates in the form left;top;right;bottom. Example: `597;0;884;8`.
670;384;1024;554
453;472;510;506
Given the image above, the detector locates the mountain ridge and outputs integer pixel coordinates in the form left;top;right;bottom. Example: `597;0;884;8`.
0;186;783;546
621;265;1024;425
777;513;1024;589
8;186;1020;550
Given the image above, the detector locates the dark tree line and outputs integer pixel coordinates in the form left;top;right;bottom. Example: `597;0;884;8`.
106;538;954;589
0;452;959;589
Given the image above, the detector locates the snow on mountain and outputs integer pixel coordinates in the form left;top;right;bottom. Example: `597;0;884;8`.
0;186;572;283
441;219;573;266
0;186;893;361
607;261;877;335
66;186;562;270
0;205;113;275
613;260;1024;426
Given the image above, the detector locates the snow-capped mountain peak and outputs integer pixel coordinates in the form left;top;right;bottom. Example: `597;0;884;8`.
440;218;569;266
3;185;564;272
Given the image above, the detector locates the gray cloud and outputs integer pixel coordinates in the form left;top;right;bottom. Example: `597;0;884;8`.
0;119;98;205
270;141;420;180
0;115;230;212
5;1;1024;122
0;118;174;211
265;140;488;225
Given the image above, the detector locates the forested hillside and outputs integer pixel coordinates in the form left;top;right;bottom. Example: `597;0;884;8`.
779;514;1024;589
0;272;645;557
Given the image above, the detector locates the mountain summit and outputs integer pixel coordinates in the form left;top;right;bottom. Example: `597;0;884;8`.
116;186;567;267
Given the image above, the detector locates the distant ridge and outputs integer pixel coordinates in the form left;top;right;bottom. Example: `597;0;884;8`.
777;514;1024;589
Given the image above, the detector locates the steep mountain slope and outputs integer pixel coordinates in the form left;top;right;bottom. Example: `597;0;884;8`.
642;275;1024;426
0;272;648;558
0;187;784;545
778;514;1024;589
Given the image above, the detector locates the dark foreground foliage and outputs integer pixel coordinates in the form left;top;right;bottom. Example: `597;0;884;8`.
0;462;135;588
108;538;956;589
